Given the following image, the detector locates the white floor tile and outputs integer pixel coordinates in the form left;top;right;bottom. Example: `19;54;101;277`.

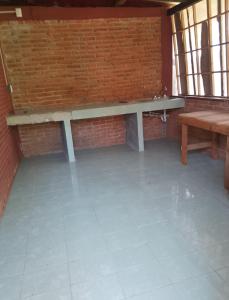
66;233;108;262
117;260;171;297
126;285;183;300
217;267;229;283
105;228;148;252
111;244;155;271
21;264;70;298
0;255;25;279
22;288;72;300
0;275;22;300
158;252;213;283
174;272;229;300
0;140;229;300
199;241;229;270
69;251;116;284
71;274;124;300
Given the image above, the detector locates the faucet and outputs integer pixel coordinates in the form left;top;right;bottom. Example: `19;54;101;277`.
152;86;168;101
161;86;168;99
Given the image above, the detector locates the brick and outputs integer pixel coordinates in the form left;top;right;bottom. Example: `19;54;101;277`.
0;64;20;216
0;17;163;156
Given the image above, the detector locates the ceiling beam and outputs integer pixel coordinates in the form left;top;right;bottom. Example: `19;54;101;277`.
114;0;183;5
145;0;181;7
145;0;183;3
167;0;202;15
114;0;127;6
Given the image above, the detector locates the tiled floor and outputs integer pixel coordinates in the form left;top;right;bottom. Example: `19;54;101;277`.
1;139;229;300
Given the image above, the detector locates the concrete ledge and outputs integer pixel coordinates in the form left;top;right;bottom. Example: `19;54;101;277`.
7;111;71;126
7;98;184;125
6;98;184;162
140;98;185;112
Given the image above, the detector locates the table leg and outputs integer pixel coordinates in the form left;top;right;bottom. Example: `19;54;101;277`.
181;124;188;165
211;132;218;160
224;136;229;189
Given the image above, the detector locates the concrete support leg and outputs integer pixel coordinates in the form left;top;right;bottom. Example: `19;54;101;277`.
126;112;144;152
63;119;75;162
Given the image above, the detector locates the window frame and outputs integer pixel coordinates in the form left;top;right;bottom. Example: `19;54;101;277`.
172;0;229;99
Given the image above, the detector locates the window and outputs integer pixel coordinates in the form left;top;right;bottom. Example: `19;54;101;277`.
172;0;229;98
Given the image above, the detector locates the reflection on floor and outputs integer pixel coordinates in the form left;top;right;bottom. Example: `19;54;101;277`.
0;139;229;300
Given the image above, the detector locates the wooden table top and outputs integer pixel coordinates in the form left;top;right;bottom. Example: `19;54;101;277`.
179;111;229;135
212;120;229;135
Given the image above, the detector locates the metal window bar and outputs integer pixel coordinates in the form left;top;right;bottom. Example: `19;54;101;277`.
172;0;229;98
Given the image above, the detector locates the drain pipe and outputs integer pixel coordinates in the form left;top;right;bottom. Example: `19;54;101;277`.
161;109;168;123
143;109;168;137
160;110;168;137
144;109;168;123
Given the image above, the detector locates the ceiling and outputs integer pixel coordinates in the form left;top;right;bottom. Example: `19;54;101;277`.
0;0;185;7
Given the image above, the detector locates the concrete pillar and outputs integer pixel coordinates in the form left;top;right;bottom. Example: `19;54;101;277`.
126;112;144;152
63;119;75;162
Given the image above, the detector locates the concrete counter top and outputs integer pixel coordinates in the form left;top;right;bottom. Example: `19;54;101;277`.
7;98;184;125
7;98;184;162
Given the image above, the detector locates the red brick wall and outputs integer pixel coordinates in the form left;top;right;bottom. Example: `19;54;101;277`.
167;108;184;139
18;123;64;157
0;16;163;156
19;115;165;157
185;98;229;112
1;18;162;111
144;115;166;140
72;116;126;150
0;63;20;215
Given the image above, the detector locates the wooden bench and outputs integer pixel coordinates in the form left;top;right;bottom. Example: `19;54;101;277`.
179;111;229;189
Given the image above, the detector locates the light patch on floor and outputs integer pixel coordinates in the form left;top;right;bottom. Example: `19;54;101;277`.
0;139;229;300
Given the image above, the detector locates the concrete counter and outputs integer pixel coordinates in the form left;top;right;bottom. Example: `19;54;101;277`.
7;98;185;162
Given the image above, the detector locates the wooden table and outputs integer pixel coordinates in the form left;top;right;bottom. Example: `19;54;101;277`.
179;110;229;189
